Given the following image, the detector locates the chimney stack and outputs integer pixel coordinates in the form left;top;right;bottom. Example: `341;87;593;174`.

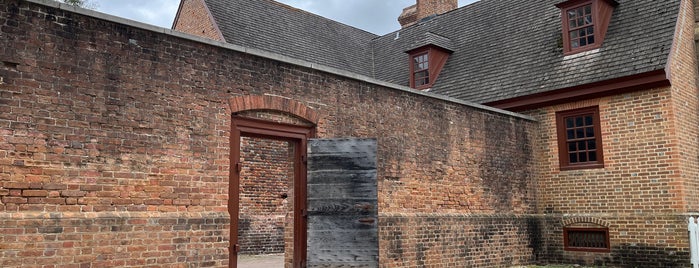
398;0;458;28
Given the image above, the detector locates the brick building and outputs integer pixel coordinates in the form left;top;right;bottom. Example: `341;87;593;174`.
0;0;698;267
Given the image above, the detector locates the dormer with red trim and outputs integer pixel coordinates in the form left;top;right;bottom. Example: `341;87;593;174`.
556;0;618;55
406;32;453;90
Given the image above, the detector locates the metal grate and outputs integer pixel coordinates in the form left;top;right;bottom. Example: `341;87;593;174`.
564;227;610;252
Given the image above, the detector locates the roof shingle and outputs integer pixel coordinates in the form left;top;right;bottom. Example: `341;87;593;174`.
201;0;681;104
203;0;378;77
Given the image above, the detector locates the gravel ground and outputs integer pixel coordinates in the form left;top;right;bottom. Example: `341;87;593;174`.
237;254;284;268
235;258;595;268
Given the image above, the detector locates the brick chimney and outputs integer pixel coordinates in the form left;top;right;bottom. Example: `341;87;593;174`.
398;0;458;28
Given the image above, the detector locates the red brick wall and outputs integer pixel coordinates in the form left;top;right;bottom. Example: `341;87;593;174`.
0;1;534;267
523;87;691;266
416;0;457;19
399;0;457;27
237;137;293;255
172;0;224;41
520;2;699;265
668;0;699;212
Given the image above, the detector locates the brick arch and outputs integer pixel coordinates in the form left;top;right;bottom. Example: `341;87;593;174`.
562;217;611;227
228;95;319;124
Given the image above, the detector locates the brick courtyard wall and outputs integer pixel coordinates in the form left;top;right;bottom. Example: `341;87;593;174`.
0;1;538;267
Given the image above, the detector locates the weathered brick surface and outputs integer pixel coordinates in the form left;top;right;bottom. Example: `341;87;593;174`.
0;211;229;268
521;1;698;266
399;0;457;28
172;0;224;41
524;87;692;266
670;0;699;212
380;214;538;267
416;0;457;20
237;137;293;255
536;214;689;267
0;1;537;267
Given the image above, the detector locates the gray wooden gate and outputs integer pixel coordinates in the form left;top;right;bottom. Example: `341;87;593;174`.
307;138;378;267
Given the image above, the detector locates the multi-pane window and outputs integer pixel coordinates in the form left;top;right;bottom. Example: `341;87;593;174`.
564;228;610;252
557;0;616;54
412;53;429;87
567;4;594;49
556;107;603;170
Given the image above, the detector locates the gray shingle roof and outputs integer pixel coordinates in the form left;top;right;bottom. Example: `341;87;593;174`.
203;0;378;76
201;0;680;104
372;0;680;103
405;32;455;52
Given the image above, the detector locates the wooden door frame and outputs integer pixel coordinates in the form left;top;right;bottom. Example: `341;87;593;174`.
230;115;315;268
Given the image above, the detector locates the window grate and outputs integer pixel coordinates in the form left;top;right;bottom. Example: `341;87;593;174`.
564;228;610;252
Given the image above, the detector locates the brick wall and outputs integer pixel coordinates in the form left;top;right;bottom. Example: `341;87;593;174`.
399;0;457;28
523;86;692;266
521;2;699;264
0;211;229;267
668;0;699;212
380;214;539;267
416;0;458;20
172;0;224;41
0;1;538;267
237;137;292;255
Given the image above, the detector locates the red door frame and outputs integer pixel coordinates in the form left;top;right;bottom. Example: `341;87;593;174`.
229;115;315;268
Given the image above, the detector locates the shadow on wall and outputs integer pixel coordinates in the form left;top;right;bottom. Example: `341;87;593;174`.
605;244;689;267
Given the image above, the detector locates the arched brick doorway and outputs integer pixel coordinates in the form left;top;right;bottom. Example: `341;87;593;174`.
228;96;317;268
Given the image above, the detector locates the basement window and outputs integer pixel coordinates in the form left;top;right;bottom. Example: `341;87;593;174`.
564;227;610;252
556;107;604;170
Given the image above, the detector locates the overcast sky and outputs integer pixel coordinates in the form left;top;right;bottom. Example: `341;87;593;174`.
92;0;479;35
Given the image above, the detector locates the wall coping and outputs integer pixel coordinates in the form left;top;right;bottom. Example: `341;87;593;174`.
23;0;536;122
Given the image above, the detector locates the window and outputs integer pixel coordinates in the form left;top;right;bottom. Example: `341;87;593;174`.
556;0;617;55
412;53;430;88
564;227;610;252
407;45;451;90
567;4;594;49
556;107;604;170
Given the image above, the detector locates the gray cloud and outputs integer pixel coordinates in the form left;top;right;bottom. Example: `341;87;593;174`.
95;0;478;35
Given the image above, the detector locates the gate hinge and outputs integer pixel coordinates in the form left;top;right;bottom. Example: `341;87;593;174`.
302;208;308;218
233;243;241;253
235;162;242;173
301;155;308;165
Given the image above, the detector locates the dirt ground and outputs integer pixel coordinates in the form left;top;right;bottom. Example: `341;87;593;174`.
235;258;593;268
237;254;284;268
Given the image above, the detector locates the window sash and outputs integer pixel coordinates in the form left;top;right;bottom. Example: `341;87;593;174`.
556;107;604;170
412;52;430;88
565;3;596;50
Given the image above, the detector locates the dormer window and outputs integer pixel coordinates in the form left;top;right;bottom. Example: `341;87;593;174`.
407;45;451;90
556;0;617;55
405;33;453;90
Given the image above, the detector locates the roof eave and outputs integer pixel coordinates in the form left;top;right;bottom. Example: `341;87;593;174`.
485;69;670;112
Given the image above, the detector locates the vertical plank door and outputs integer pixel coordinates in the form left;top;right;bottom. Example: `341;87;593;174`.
306;139;378;268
